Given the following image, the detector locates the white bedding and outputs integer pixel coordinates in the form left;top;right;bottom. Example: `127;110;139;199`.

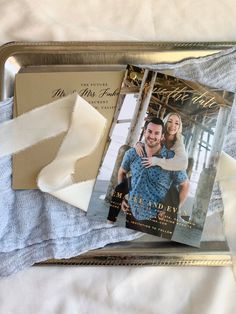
0;1;236;313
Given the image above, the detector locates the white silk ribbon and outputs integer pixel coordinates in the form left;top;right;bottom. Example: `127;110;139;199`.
216;152;236;274
0;93;107;211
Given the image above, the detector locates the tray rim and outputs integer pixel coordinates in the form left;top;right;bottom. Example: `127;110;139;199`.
1;41;236;101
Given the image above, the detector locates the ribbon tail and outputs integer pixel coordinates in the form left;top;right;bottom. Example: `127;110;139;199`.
217;152;236;276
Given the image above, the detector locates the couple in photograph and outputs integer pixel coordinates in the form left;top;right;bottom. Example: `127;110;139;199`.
107;113;190;230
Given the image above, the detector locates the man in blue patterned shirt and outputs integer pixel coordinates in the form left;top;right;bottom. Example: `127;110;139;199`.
119;117;189;221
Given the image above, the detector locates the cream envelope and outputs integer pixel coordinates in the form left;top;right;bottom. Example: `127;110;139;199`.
13;70;124;189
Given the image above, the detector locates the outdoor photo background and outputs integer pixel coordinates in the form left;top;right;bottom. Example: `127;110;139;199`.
97;93;215;219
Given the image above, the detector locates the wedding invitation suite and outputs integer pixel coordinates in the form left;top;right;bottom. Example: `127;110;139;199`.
13;64;234;247
13;70;124;189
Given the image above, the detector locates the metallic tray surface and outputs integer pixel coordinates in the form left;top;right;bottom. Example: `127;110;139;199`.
0;41;235;267
1;41;236;100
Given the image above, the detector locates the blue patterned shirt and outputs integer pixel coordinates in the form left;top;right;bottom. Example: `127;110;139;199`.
121;146;188;220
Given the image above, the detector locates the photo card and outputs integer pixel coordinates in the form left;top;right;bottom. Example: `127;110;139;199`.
87;65;234;247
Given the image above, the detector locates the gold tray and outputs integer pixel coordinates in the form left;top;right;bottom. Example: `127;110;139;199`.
0;41;234;267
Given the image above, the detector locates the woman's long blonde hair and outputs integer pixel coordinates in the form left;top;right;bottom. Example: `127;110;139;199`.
163;112;183;141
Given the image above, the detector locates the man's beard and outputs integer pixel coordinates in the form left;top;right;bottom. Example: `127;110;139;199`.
145;137;160;148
